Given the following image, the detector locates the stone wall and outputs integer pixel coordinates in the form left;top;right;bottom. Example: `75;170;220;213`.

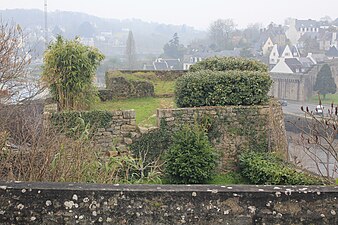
43;105;140;152
0;182;337;225
93;110;140;152
157;99;288;171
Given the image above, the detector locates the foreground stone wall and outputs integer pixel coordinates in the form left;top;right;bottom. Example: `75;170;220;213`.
157;99;288;170
0;182;337;225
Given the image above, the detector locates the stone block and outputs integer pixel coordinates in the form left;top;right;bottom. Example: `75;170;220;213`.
124;138;133;145
121;125;137;132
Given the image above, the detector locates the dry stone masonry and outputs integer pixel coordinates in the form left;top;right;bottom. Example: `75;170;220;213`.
157;99;288;171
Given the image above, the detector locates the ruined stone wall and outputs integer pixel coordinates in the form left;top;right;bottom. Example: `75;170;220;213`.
157;99;288;171
0;182;337;225
93;110;140;152
43;105;140;152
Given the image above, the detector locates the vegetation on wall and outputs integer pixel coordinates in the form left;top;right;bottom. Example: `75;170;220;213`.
130;121;172;173
50;110;113;136
105;71;177;96
175;70;272;107
239;151;330;185
42;35;104;110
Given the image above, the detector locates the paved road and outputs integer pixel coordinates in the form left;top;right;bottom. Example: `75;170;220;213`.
282;100;338;178
281;101;327;115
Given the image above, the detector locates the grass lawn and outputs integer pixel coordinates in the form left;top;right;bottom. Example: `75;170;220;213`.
308;94;338;105
92;97;175;127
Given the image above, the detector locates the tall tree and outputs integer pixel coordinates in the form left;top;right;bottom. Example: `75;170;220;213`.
208;19;236;51
314;64;337;99
42;36;104;110
125;30;137;70
163;33;186;59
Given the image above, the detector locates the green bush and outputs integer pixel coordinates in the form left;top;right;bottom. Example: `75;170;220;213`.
239;151;329;185
189;56;268;72
175;70;272;107
164;125;217;184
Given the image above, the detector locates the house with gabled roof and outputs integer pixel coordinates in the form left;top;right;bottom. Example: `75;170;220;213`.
326;46;338;59
269;44;299;65
319;32;338;50
286;19;321;45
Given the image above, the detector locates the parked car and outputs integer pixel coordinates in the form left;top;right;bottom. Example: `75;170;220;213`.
278;99;288;106
315;105;324;115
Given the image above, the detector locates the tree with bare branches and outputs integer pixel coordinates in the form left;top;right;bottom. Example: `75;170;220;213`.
290;102;338;179
0;20;40;104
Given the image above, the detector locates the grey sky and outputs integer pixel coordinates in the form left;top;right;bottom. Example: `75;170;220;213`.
1;0;338;30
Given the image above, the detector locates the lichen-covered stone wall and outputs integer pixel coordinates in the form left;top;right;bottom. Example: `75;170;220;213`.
157;99;288;171
0;182;337;225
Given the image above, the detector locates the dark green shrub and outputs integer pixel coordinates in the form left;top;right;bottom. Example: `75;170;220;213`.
189;56;268;72
98;89;113;102
175;70;272;107
164;125;217;184
239;151;329;185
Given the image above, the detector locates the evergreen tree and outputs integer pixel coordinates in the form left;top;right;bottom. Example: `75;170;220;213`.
125;30;137;70
163;33;186;59
314;64;337;99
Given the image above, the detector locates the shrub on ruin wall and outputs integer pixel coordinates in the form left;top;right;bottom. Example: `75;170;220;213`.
239;151;330;185
175;70;272;107
189;56;268;72
164;125;217;184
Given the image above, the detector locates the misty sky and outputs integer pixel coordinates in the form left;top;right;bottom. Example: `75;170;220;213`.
1;0;338;30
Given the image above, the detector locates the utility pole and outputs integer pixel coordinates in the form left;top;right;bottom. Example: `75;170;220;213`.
44;0;48;49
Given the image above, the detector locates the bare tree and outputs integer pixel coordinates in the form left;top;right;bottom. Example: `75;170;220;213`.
0;19;40;104
290;102;338;178
0;19;45;146
208;19;236;51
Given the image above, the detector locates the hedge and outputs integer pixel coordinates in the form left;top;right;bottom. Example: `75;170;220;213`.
175;70;272;107
239;151;330;185
189;56;268;72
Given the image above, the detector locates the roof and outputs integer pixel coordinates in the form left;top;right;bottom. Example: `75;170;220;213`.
298;57;315;68
164;59;182;70
326;46;338;57
153;62;169;70
290;45;300;57
295;19;320;30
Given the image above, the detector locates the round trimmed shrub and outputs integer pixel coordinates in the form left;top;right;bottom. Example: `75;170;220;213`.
164;125;217;184
175;70;272;107
189;56;268;72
